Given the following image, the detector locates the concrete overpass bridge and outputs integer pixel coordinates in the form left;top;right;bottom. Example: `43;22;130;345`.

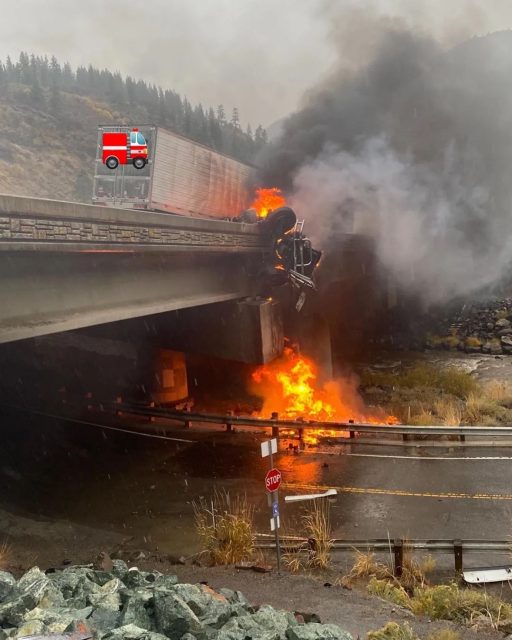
0;195;277;352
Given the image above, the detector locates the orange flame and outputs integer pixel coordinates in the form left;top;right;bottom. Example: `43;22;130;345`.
250;187;286;218
251;345;398;444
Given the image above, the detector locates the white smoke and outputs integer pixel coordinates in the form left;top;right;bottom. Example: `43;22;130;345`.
291;136;512;304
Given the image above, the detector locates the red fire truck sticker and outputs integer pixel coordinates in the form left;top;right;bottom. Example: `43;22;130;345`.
102;128;148;170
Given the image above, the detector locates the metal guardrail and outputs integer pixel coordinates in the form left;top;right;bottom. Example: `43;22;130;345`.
255;536;512;574
115;401;512;439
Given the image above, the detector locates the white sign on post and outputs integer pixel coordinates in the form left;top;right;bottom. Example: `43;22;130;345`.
270;516;281;531
261;438;278;458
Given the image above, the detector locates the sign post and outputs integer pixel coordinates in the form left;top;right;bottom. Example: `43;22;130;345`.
261;438;281;574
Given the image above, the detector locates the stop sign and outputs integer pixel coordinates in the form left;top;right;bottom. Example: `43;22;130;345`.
265;468;282;493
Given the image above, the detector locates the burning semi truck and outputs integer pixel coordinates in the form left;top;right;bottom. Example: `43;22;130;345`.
93;124;321;292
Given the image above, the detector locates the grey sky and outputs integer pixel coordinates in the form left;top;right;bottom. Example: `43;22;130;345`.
3;1;512;127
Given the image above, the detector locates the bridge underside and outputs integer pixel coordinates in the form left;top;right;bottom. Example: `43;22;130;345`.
0;194;274;345
0;248;262;343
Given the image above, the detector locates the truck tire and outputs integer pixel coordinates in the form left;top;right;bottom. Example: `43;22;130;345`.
262;206;297;237
106;156;119;170
133;158;146;170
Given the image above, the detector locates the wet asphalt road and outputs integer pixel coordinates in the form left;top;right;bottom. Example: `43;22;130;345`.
1;407;512;564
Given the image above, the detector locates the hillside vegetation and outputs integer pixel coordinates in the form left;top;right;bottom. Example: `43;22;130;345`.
0;53;266;203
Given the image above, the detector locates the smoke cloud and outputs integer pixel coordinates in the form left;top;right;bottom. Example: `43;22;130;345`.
258;24;512;305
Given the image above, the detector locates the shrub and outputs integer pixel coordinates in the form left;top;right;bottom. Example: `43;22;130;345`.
193;491;254;565
463;392;504;425
347;550;390;580
367;577;411;608
367;622;418;640
361;364;478;399
301;499;333;570
282;500;333;572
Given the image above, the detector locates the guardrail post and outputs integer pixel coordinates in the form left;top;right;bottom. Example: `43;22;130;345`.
184;419;191;429
349;430;355;439
402;434;410;443
271;412;279;439
298;427;304;440
454;539;463;573
459;434;466;443
115;396;123;416
147;401;155;423
393;539;404;577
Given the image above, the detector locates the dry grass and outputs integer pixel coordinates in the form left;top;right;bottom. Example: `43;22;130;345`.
282;500;333;572
367;622;418;640
463;392;504;424
427;631;461;640
485;380;512;402
367;577;411;608
401;547;436;590
367;579;512;632
0;541;11;570
193;491;254;566
434;398;462;426
361;364;478;400
464;336;482;349
347;550;391;580
302;500;333;569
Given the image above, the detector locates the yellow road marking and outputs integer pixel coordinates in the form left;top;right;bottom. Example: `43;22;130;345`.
283;482;512;501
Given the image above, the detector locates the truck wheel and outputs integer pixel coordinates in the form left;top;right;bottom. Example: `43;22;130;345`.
262;206;297;237
133;158;146;170
106;156;119;170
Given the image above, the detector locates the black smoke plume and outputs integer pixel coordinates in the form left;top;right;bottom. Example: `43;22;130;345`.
258;28;512;304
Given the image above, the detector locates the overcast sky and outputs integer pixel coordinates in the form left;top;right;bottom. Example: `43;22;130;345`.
3;1;512;128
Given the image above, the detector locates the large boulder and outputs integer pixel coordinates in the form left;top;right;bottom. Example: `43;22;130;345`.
87;578;123;610
102;623;168;640
20;605;93;634
0;572;15;603
286;623;353;640
173;583;232;628
217;604;297;640
119;587;155;630
88;606;122;635
153;591;206;640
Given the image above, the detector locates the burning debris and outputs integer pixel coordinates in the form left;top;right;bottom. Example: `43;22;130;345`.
250;344;397;443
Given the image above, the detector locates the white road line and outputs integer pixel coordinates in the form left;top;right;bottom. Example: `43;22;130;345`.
341;453;512;461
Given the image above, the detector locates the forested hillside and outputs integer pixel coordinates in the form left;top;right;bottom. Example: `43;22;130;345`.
0;53;267;202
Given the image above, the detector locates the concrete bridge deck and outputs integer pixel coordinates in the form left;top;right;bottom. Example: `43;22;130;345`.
0;195;272;343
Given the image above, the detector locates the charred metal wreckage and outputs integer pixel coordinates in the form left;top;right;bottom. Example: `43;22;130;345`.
238;205;322;309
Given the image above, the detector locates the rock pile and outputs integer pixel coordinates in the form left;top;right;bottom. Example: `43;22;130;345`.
0;562;352;640
425;298;512;355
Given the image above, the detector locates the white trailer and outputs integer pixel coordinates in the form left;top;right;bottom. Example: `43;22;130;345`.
93;125;255;220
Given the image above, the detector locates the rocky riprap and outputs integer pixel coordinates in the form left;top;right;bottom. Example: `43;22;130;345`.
0;562;352;640
425;298;512;355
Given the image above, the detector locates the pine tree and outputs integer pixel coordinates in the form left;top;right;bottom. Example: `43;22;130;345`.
216;104;226;125
231;107;240;129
